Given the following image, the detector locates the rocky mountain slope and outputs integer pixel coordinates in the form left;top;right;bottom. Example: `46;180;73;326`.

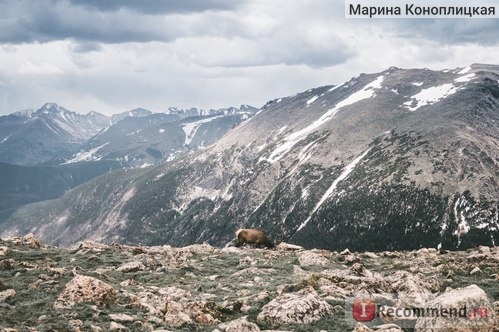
0;104;257;214
0;235;497;331
0;161;121;213
1;64;497;251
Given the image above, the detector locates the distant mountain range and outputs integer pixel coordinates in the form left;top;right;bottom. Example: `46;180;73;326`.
1;64;496;251
0;103;258;167
0;103;258;213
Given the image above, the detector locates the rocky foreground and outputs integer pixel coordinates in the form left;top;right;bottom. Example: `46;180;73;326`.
0;235;497;332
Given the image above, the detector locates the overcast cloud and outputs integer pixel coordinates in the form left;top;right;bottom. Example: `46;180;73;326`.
0;0;498;115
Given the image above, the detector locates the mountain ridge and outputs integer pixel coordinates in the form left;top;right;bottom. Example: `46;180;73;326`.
1;64;497;251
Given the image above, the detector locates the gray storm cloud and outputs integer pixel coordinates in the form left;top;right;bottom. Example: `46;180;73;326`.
0;0;497;115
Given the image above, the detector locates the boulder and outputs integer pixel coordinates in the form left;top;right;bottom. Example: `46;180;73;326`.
414;284;495;331
54;275;116;309
221;316;261;332
350;263;374;278
109;322;127;331
18;233;44;249
373;323;403;331
257;287;333;324
0;289;16;302
353;322;374;331
76;241;109;253
341;249;352;255
470;267;481;275
164;299;192;326
109;313;134;322
116;261;146;272
275;242;304;251
387;271;436;307
296;251;329;267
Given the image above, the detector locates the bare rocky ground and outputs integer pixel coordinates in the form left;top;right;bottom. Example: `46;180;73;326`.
0;234;497;332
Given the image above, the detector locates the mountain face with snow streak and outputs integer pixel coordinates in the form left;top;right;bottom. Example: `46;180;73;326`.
0;104;257;167
63;106;257;168
1;64;497;251
0;103;111;166
0;104;257;214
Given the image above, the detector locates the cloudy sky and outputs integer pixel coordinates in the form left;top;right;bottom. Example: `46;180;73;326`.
0;0;498;115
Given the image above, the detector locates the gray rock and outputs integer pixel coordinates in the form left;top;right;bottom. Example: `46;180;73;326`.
470;266;482;275
53;275;116;309
414;284;495;331
296;250;329;267
275;242;304;251
116;261;146;272
222;316;260;332
108;313;134;322
109;322;128;331
0;289;15;302
257;287;333;324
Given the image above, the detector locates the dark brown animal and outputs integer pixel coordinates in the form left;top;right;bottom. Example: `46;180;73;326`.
235;228;275;248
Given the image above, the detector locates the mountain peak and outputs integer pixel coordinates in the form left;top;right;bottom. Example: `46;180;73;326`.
35;103;70;116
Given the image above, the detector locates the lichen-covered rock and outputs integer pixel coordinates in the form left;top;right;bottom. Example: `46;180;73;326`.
109;321;128;331
257;287;333;324
163;299;218;327
276;242;304;251
115;261;146;272
0;289;16;302
387;271;437;307
350;263;373;278
16;233;44;249
158;286;192;301
108;313;134;322
414;284;495;332
0;246;8;256
353;322;374;332
373;323;403;331
163;299;192;326
222;316;261;332
54;275;116;309
296;250;329;267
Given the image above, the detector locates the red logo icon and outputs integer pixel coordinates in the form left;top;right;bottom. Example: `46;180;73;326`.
352;299;376;321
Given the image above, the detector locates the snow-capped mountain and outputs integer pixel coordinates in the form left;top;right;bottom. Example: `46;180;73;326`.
62;105;257;168
0;103;257;167
0;103;258;213
1;64;497;251
0;103;111;165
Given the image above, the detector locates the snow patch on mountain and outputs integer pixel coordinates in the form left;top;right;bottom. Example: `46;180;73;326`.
265;76;384;163
455;73;476;83
296;148;372;232
404;83;458;111
63;142;109;164
458;66;471;74
183;115;225;145
306;95;319;105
